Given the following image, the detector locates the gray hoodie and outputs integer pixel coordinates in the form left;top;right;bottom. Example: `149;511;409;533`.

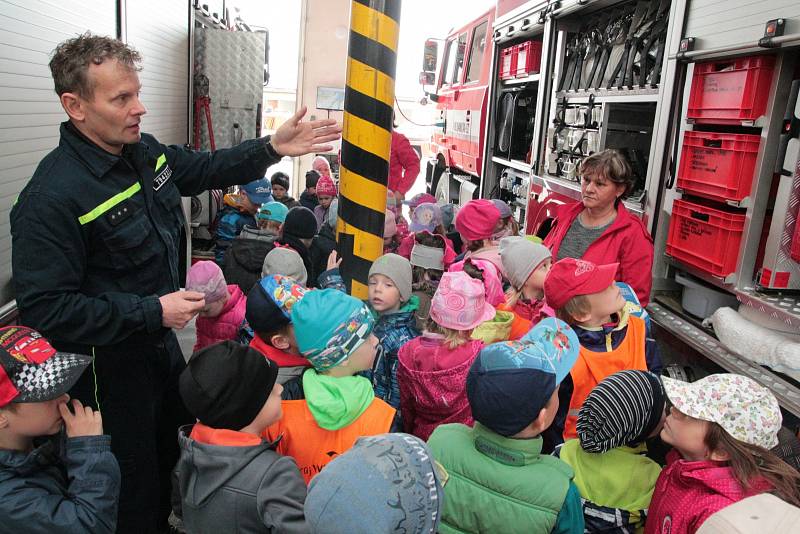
174;425;308;534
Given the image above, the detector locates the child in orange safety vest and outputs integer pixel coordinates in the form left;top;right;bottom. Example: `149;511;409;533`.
262;289;395;484
543;258;662;447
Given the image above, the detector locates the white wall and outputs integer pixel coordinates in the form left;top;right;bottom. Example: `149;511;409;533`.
126;0;190;145
0;0;117;305
294;0;351;194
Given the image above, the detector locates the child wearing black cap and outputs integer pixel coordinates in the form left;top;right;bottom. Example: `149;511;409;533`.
174;341;307;533
427;319;585;534
247;275;311;400
299;169;320;211
270;171;300;209
0;326;120;534
276;206;318;286
557;370;665;533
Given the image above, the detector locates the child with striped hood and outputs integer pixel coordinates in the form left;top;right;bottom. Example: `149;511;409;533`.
556;370;666;533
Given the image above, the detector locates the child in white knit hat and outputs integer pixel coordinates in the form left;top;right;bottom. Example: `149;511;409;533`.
498;236;554;340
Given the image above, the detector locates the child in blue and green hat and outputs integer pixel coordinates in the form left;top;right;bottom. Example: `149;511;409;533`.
262;289;395;484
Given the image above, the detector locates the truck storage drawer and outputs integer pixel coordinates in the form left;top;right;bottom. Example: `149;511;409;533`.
687;55;775;124
667;199;746;278
677;131;761;203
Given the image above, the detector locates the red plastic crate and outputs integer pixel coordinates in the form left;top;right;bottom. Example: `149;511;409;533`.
666;199;746;278
687;55;775;124
515;40;542;76
677;131;761;203
500;46;518;80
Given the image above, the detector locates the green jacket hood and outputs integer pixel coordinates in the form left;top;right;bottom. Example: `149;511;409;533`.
302;369;375;430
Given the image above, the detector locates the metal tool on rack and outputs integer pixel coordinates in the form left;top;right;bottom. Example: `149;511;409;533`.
638;0;671;87
580;15;611;92
193;73;216;150
589;7;632;89
607;1;651;89
558;34;581;92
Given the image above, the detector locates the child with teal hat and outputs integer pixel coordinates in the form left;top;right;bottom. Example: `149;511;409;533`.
256;201;288;235
222;198;286;293
263;289;396;484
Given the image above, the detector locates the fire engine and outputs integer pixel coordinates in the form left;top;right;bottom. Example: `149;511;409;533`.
421;0;800;424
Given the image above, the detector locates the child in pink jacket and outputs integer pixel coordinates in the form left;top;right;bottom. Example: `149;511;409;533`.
397;271;495;441
647;374;800;534
186;261;248;352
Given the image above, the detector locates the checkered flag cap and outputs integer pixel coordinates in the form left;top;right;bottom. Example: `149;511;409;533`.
0;326;91;407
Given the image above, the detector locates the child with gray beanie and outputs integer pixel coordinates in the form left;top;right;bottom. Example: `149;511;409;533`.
305;433;445;534
498;236;554;340
261;247;309;287
367;253;421;428
556;369;665;533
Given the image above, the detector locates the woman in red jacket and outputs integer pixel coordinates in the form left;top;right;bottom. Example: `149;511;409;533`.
543;149;654;306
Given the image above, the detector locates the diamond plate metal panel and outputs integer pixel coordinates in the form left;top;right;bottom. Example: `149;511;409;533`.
194;29;266;150
649;303;800;417
761;157;800;289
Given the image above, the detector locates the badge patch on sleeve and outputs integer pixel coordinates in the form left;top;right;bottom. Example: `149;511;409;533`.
153;165;172;191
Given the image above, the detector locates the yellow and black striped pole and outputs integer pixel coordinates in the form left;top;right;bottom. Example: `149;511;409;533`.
337;0;401;298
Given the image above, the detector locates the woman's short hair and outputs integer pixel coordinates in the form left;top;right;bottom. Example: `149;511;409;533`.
580;149;635;197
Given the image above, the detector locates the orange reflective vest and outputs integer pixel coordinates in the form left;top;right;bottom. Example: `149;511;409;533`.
564;316;648;440
263;397;396;484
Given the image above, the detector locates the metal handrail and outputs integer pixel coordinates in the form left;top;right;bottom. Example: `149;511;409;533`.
670;32;800;61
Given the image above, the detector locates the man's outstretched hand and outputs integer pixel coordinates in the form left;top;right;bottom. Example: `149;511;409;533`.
271;106;342;157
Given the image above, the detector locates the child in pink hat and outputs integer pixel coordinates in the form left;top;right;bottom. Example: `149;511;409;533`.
313;175;337;230
186;260;249;352
450;257;515;343
455;199;505;276
386;190;409;239
397;271;495;441
383;209;399;254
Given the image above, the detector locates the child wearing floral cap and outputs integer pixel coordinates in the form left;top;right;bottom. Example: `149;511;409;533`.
186;260;248;352
427;318;585;534
451;257;515;343
646;374;800;534
262;289;395;483
397;271;494;441
247;275;310;400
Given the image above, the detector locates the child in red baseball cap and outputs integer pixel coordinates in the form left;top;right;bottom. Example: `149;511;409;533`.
0;326;119;533
543;258;661;444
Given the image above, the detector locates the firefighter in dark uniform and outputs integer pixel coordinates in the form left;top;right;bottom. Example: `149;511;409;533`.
10;34;340;533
